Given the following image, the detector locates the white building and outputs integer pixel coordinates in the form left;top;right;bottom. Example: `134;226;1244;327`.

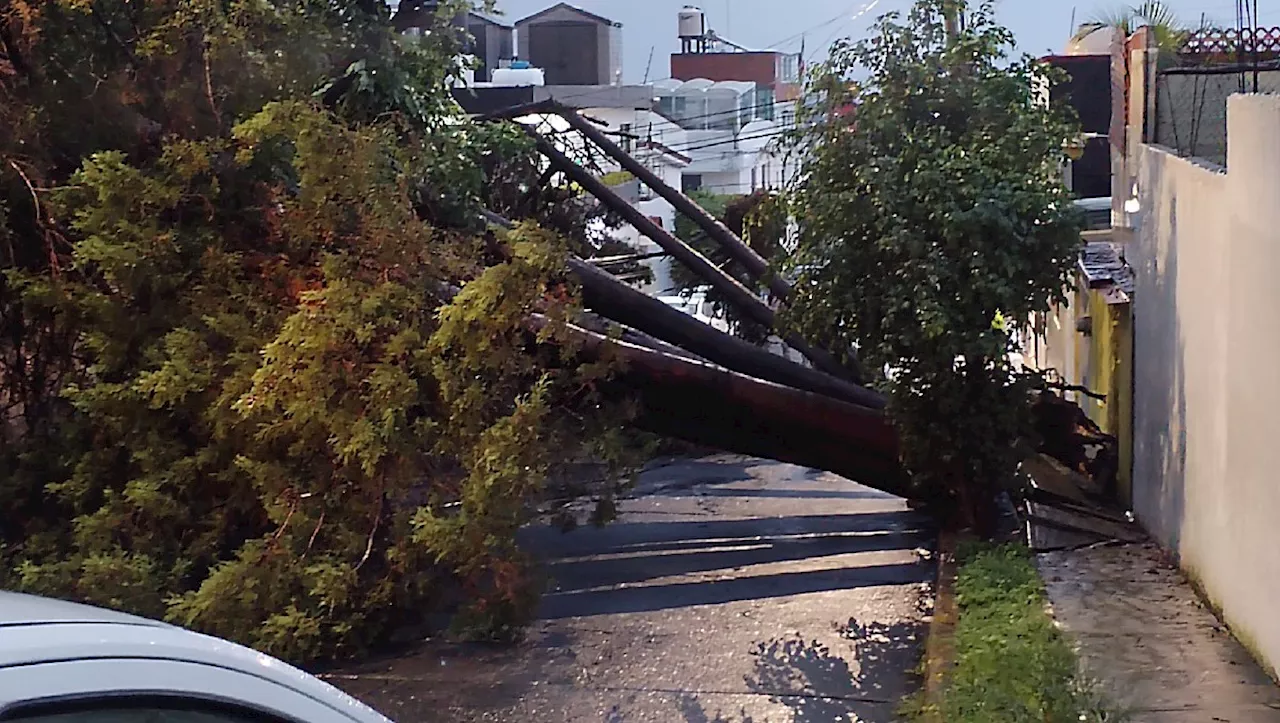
653;78;798;196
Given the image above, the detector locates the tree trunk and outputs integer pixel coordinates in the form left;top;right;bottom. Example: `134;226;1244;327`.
540;317;908;495
567;258;886;410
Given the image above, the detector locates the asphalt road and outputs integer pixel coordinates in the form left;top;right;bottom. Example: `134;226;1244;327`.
335;455;934;722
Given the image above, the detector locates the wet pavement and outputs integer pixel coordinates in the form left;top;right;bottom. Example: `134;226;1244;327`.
334;454;934;722
1038;542;1280;722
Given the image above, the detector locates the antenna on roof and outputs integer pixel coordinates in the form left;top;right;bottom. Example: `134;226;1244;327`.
644;45;655;83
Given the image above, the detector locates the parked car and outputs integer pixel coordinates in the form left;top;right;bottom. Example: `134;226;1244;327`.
1074;196;1113;231
0;592;392;722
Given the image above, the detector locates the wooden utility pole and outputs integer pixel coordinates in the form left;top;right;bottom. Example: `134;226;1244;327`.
527;129;863;384
554;106;793;302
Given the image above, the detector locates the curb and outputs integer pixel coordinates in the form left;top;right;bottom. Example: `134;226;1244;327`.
920;528;960;722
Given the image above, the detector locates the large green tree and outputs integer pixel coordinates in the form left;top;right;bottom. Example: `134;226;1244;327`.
784;0;1083;533
0;0;633;661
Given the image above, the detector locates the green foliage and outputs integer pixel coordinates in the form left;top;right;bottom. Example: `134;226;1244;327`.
1089;2;1189;52
599;170;636;187
1;0;633;662
672;190;785;343
906;543;1125;722
784;0;1083;529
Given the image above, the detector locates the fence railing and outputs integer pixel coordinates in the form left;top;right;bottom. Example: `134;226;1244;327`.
1151;27;1280;166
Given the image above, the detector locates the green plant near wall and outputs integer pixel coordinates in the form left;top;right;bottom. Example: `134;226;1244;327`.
1089;1;1190;53
783;0;1084;534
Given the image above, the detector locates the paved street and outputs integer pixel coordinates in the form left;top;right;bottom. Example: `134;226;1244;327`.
335;455;934;722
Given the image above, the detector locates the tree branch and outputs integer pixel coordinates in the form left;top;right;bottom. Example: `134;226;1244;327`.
354;493;385;572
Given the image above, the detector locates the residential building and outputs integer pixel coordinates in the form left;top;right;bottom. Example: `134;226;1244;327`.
1021;28;1133;494
668;6;802;104
395;3;513;82
1043;50;1115;200
514;3;622;86
1029;22;1280;683
653;77;797;197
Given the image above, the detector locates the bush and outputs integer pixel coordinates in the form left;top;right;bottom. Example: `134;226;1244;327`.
0;0;634;662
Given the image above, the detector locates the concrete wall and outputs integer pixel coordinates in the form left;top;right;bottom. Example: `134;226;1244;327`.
1131;94;1280;678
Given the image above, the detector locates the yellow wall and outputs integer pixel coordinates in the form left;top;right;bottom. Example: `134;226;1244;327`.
1081;292;1134;507
1030;281;1134;507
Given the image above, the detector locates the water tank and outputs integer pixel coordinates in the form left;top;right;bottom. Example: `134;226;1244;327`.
1065;23;1117;55
491;66;546;87
678;6;705;40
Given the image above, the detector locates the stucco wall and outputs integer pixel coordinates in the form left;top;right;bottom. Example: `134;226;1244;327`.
1131;94;1280;678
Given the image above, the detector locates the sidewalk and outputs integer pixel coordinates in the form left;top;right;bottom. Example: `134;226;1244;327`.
1037;541;1280;722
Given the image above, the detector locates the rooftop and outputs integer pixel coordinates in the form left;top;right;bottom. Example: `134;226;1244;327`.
515;2;621;28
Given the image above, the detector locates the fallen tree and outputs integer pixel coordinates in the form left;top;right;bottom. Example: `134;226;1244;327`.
0;0;654;663
0;0;1104;668
527;130;862;385
481;211;885;410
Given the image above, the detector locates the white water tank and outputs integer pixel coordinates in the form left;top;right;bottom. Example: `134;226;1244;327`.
1065;23;1119;55
678;6;706;40
491;66;546;87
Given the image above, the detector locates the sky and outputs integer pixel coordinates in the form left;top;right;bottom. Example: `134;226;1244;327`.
489;0;1273;83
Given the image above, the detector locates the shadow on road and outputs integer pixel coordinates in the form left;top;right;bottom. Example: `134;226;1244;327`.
533;508;930;619
674;618;925;723
525;511;925;558
541;560;928;619
333;458;932;722
635;459;899;503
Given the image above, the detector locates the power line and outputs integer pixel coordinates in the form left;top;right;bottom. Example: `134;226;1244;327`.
764;0;883;50
502;96;799;135
665;125;818;154
807;0;887;63
610;100;801;135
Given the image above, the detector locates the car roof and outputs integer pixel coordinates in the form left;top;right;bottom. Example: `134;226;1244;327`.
0;591;167;627
0;593;391;722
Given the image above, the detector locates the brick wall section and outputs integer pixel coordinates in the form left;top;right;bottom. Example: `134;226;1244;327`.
670;52;778;86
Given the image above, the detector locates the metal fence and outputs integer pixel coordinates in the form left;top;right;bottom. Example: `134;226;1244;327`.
1154;65;1280;166
1152;25;1280;167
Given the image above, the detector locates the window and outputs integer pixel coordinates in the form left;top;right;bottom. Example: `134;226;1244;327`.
751;167;757;191
738;92;754;128
682;174;703;193
754;88;776;121
779;53;801;83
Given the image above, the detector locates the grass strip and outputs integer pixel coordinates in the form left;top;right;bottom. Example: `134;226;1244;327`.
908;542;1124;723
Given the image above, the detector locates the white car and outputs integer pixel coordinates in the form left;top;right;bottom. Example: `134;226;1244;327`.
0;591;393;722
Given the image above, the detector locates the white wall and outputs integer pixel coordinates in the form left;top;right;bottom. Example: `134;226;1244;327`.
1131;94;1280;677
